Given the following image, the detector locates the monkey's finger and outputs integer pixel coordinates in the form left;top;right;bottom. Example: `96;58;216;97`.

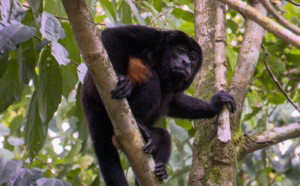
220;98;236;113
111;81;131;99
112;85;132;99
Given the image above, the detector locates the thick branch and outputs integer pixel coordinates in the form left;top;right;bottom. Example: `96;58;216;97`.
217;0;300;49
260;0;300;35
215;1;231;143
61;1;163;185
229;0;266;124
238;123;300;160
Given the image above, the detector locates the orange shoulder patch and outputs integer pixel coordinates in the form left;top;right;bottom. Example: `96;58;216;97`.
127;57;152;86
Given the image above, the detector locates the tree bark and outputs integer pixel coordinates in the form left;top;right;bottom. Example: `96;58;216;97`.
190;1;236;185
61;1;164;185
189;0;266;185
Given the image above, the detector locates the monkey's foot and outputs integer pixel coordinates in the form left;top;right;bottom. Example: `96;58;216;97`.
142;133;155;153
155;162;168;180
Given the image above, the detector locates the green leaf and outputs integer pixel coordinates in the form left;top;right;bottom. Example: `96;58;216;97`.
0;59;22;114
61;64;78;99
227;20;239;34
119;1;132;25
171;8;194;23
21;38;38;85
38;48;62;125
150;0;162;12
60;23;81;63
24;91;45;161
65;141;82;162
28;0;43;18
86;0;97;18
0;53;8;79
0;23;36;53
125;0;146;25
44;0;67;17
242;107;262;122
257;114;267;132
226;46;238;82
9;115;24;135
99;0;116;22
174;119;193;131
51;41;70;65
40;12;64;42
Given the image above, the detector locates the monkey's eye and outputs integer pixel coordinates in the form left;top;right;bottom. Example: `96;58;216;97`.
189;52;198;61
177;47;186;54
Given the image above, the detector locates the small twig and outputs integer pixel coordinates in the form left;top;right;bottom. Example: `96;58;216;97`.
260;0;300;35
261;44;300;113
286;0;300;6
23;4;69;20
244;132;275;144
268;106;277;117
20;145;60;172
95;22;105;25
268;172;279;186
78;158;93;182
147;7;174;26
34;35;80;67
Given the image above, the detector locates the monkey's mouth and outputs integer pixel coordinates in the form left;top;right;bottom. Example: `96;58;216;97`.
172;67;189;79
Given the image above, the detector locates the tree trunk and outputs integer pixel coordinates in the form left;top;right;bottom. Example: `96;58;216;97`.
189;0;266;185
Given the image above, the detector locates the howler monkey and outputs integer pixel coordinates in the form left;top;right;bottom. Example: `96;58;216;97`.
81;25;236;186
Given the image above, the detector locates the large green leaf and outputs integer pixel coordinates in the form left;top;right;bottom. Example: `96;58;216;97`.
0;53;8;79
125;0;146;25
99;0;116;22
38;48;62;125
44;0;67;17
119;1;132;25
171;8;194;23
24;91;45;161
0;23;36;53
61;64;78;99
86;0;97;18
0;59;22;113
60;23;81;63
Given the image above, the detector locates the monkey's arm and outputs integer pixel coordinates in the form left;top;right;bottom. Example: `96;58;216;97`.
167;91;236;119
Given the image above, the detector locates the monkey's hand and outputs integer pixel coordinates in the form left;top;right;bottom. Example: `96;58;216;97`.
111;75;132;99
155;162;168;180
211;90;236;113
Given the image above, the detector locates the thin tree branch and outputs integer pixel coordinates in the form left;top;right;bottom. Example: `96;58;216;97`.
286;0;300;6
244;132;275;144
238;123;300;160
259;0;300;35
61;0;164;185
261;44;300;113
217;0;300;49
214;1;231;143
229;0;266;124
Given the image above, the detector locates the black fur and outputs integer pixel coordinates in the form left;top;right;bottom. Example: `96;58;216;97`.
81;25;236;186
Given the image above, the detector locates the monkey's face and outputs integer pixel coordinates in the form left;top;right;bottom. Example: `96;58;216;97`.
169;45;200;80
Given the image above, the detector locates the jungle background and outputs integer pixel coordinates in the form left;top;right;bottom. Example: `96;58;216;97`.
0;0;300;185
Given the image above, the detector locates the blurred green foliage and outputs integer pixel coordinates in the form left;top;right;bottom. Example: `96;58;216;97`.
0;0;299;185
